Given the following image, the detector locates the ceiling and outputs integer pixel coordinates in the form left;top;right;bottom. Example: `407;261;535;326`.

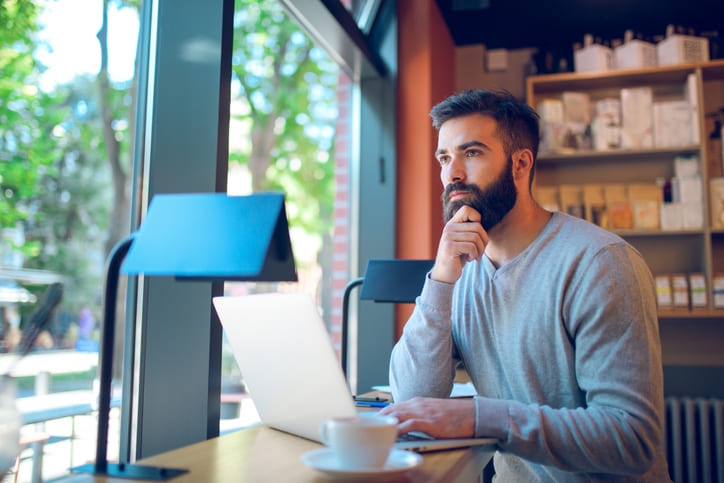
435;0;724;51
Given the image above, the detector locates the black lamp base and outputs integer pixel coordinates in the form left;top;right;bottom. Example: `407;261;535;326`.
72;462;188;480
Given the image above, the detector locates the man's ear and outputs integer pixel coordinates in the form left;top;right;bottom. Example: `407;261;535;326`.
513;149;534;180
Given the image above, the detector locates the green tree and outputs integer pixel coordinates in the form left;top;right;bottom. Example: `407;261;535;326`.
23;76;113;312
231;0;338;317
1;0;135;331
0;0;63;251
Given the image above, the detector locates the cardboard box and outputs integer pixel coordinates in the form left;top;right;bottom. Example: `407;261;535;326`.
605;184;633;229
653;101;692;148
657;34;709;66
671;273;690;310
574;44;613;73
629;183;662;229
655;274;673;309
710;178;724;229
615;39;657;70
621;87;653;149
714;273;724;309
688;273;708;310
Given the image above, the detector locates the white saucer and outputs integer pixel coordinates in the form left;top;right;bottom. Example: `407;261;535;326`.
301;448;422;480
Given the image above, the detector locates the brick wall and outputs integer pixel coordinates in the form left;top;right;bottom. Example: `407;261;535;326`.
330;71;353;357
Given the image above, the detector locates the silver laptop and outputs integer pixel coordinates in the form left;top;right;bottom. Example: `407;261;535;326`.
213;292;497;452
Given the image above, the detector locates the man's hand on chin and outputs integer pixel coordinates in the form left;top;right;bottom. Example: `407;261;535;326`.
431;205;488;284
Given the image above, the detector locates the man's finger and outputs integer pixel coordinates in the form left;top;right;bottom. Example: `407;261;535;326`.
449;205;481;224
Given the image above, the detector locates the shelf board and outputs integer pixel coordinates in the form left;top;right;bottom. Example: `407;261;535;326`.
528;59;724;94
659;310;724;319
613;228;706;237
538;146;700;163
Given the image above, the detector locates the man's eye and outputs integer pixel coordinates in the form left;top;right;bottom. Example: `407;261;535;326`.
437;156;450;166
465;150;480;157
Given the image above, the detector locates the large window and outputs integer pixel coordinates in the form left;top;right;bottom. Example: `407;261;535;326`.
1;1;394;479
0;0;141;480
218;0;352;430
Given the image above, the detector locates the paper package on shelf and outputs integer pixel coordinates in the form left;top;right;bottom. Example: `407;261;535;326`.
537;99;564;123
653;100;693;148
657;33;709;66
574;43;613;73
540;122;589;153
669;175;704;229
561;92;591;125
671;273;690;310
660;203;683;230
591;98;621;150
714;274;724;309
604;184;633;229
621;87;653;149
655;275;673;309
686;73;701;144
672;175;703;203
681;202;704;229
629;183;662;229
615;39;657;70
689;273;708;311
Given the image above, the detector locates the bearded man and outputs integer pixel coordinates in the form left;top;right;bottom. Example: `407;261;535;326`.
380;90;672;482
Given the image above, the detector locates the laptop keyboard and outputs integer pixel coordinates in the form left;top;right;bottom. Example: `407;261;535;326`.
397;431;435;442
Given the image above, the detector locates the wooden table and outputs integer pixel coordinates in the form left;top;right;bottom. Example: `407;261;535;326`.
63;424;495;482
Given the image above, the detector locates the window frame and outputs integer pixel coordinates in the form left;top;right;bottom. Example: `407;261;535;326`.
121;0;396;460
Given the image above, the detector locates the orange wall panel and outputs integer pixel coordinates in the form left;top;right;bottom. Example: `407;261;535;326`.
395;0;455;338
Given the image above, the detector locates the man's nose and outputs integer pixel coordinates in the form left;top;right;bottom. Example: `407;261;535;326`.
442;155;465;184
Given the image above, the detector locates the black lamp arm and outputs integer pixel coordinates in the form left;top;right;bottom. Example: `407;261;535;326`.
340;277;364;378
95;234;135;473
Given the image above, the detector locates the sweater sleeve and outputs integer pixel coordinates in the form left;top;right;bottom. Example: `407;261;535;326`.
389;275;459;402
474;245;666;475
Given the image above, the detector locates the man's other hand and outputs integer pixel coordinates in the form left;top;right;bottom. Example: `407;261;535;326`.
378;397;476;439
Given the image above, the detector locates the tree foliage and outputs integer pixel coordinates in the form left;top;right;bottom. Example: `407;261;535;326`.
1;0;122;313
1;0;339;319
231;0;338;242
0;0;62;238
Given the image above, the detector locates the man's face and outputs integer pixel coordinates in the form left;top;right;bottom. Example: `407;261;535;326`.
441;158;517;230
435;114;518;230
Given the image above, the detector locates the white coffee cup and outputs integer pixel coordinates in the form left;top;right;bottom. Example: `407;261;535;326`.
320;413;399;469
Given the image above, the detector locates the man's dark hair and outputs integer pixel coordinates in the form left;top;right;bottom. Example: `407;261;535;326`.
430;89;540;187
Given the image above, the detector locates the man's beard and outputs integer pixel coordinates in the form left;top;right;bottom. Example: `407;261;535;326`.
442;158;517;231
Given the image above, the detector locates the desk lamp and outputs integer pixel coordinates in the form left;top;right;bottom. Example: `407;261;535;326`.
340;258;433;378
73;192;297;480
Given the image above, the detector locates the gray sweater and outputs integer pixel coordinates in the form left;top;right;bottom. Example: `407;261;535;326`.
390;212;671;481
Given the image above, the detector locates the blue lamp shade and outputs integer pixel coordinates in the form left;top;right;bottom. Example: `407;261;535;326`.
121;192;297;282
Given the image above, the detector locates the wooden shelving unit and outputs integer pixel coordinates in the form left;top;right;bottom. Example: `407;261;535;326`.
527;60;724;321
